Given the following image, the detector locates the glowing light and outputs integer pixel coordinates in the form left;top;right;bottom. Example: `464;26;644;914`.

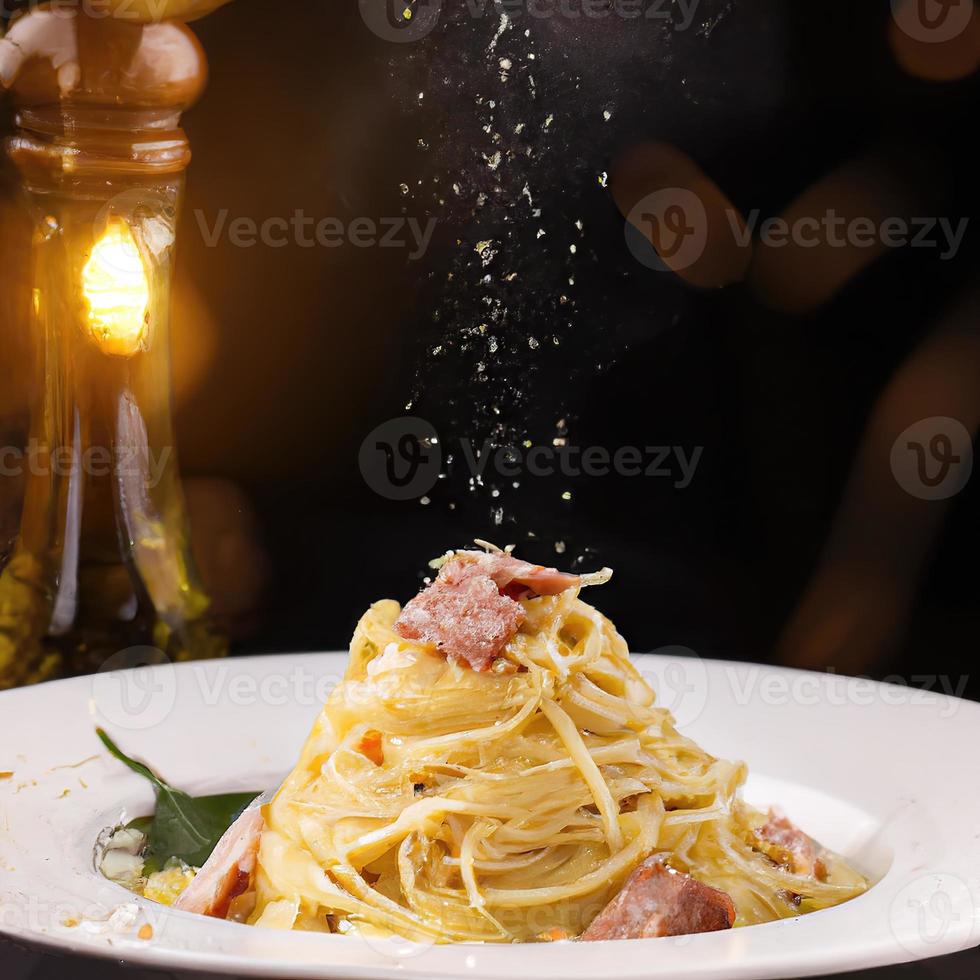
82;219;150;356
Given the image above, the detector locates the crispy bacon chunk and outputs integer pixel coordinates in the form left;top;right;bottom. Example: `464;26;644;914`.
480;552;582;598
356;729;385;766
580;858;736;941
394;550;580;671
173;805;264;919
395;566;524;671
757;809;827;880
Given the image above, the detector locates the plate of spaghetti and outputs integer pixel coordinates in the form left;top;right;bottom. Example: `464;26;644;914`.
1;545;978;979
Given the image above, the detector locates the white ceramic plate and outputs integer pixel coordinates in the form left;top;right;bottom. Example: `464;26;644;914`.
1;652;979;979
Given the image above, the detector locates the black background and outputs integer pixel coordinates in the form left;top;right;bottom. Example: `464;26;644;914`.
187;1;978;693
1;1;977;685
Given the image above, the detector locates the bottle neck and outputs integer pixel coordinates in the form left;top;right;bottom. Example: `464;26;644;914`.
9;105;191;193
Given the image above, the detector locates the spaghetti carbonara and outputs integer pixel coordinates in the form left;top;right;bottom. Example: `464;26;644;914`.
239;547;866;942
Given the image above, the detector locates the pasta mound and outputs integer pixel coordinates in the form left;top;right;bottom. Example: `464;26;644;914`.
251;587;866;942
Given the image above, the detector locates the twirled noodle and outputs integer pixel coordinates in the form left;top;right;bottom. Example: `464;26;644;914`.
251;590;866;941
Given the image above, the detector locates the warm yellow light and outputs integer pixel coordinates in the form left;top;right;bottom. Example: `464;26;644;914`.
82;219;150;356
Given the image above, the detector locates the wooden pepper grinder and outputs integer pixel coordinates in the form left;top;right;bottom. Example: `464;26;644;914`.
0;3;229;685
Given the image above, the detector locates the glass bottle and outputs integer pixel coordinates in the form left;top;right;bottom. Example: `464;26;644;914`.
0;7;226;685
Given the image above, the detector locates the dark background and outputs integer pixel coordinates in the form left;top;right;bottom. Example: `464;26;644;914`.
2;0;977;693
186;0;979;695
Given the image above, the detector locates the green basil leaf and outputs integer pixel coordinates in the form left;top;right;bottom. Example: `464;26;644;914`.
96;728;259;870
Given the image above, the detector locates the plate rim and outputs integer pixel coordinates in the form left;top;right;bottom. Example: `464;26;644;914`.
1;650;978;979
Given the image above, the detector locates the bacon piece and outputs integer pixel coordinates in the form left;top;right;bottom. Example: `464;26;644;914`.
580;858;736;941
757;809;827;880
394;551;580;671
395;566;524;671
173;805;264;919
438;551;581;596
477;553;581;597
356;729;384;766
